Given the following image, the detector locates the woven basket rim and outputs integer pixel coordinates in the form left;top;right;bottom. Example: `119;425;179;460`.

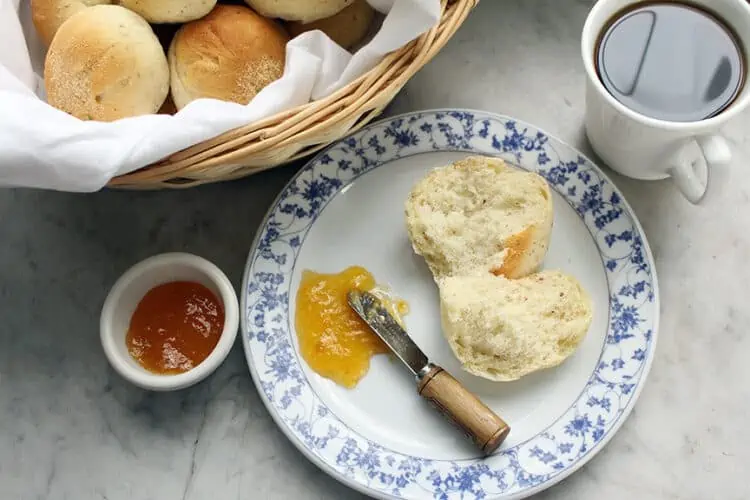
110;0;478;189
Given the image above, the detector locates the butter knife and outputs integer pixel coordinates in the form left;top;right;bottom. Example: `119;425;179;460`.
347;289;510;455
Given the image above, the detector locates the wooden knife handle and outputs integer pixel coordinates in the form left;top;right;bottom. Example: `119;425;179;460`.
417;364;510;455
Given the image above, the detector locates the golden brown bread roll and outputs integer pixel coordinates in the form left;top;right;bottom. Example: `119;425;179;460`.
168;5;289;110
243;0;354;23
116;0;217;23
287;0;374;50
31;0;112;47
44;5;170;121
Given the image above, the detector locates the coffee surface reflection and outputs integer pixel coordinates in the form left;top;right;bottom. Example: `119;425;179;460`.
596;2;745;122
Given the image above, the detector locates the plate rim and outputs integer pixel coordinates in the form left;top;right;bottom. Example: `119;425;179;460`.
240;108;661;499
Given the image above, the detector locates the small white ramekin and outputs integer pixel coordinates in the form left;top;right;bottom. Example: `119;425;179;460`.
100;252;239;391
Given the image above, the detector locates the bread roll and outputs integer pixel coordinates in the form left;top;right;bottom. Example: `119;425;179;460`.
439;271;593;381
44;5;169;121
117;0;217;23
169;5;288;110
405;156;554;280
244;0;354;23
287;0;374;50
31;0;112;46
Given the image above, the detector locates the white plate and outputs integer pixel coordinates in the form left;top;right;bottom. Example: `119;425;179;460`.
241;110;659;499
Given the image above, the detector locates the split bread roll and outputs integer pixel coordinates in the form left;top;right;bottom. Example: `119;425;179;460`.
405;156;554;280
287;0;375;50
116;0;217;23
169;5;289;110
244;0;354;23
439;271;593;381
31;0;112;47
44;5;169;121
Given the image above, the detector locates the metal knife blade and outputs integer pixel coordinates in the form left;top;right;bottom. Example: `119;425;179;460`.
347;289;429;377
348;288;511;454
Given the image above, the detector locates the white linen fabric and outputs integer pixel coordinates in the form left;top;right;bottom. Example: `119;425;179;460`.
0;0;440;191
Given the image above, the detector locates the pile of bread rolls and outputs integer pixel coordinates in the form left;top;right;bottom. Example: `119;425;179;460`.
32;0;376;122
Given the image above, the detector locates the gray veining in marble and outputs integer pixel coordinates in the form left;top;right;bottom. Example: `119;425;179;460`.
1;1;749;499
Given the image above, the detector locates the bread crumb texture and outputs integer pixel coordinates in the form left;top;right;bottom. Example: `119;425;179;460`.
439;271;593;381
406;155;593;381
405;155;553;280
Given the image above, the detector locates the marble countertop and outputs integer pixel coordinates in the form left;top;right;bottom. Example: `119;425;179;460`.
2;1;749;499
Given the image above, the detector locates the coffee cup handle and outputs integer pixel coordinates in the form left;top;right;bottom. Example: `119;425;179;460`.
669;135;732;204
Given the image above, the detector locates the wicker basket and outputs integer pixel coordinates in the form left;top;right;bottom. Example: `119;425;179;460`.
108;0;477;189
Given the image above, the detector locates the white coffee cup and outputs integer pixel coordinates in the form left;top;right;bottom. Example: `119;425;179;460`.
581;0;750;204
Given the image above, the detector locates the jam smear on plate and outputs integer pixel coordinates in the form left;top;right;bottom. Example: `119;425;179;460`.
295;266;408;388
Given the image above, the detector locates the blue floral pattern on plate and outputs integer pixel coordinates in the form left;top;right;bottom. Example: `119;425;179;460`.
241;110;659;499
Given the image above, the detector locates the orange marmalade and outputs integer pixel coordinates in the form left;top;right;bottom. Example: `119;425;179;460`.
295;266;408;388
126;281;224;375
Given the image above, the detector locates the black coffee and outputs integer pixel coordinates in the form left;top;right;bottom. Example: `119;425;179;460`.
595;2;745;122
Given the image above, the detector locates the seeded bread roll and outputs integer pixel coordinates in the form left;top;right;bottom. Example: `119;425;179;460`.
117;0;217;23
405;155;554;280
169;4;288;110
44;5;169;121
31;0;112;46
244;0;354;23
287;0;375;50
439;271;593;381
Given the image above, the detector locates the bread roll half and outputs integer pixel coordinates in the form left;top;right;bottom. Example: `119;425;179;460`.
31;0;112;46
44;5;169;121
405;156;554;280
169;5;289;110
439;271;593;381
244;0;354;23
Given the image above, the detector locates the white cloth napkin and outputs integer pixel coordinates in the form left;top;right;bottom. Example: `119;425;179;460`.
0;0;441;191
